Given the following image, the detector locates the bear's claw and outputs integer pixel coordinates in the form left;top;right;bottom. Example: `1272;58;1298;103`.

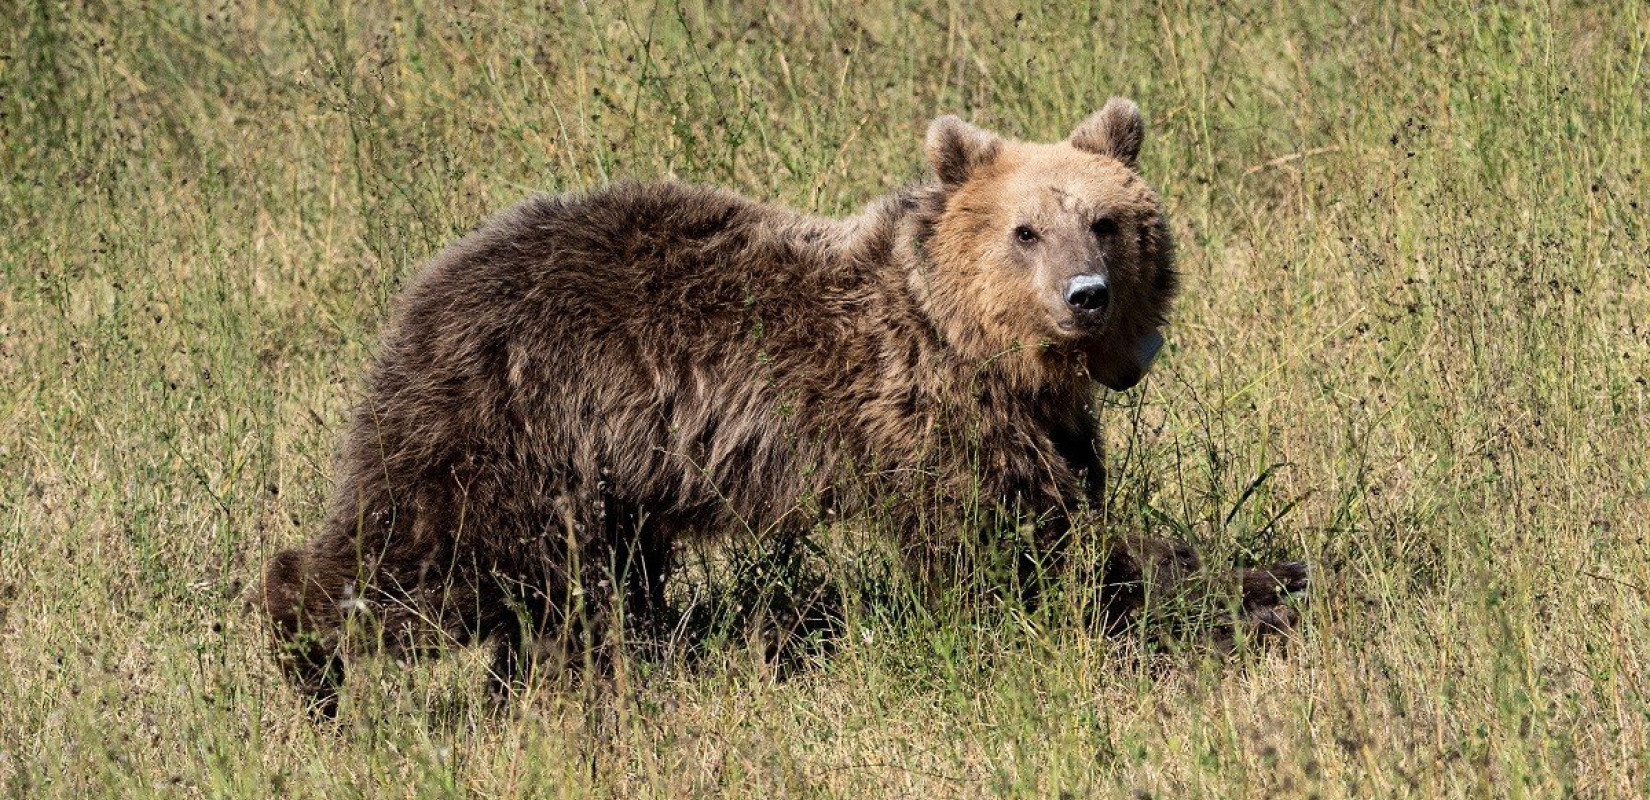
1238;560;1309;638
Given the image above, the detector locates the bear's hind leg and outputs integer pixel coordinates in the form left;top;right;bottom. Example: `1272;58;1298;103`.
478;567;562;704
261;549;346;720
487;625;530;704
480;549;617;703
480;505;679;705
617;513;675;659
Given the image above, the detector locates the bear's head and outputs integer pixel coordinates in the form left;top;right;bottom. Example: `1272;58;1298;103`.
913;98;1177;393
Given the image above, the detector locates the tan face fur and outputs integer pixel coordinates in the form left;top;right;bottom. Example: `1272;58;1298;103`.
917;99;1177;392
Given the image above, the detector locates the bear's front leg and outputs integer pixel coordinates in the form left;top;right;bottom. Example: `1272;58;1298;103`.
1235;560;1309;638
1100;535;1308;647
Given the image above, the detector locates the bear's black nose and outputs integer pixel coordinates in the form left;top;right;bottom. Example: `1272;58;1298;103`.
1065;275;1110;315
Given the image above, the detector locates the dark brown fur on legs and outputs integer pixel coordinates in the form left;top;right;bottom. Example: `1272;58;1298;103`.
262;97;1306;713
261;550;345;719
1097;535;1309;651
485;505;676;703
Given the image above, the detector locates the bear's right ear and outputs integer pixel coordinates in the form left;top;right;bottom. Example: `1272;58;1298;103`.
1069;97;1145;168
926;115;1003;186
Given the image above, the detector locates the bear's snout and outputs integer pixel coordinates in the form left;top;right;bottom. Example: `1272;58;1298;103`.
1064;274;1110;318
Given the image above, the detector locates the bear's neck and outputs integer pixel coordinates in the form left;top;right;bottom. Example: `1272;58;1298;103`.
844;183;1094;415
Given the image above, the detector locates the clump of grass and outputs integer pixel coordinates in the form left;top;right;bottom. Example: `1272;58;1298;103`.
2;0;1646;797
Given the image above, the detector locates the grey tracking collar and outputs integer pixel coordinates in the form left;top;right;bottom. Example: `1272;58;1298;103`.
1134;328;1164;374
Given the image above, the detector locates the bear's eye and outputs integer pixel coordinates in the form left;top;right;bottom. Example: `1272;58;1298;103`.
1091;217;1119;237
1013;226;1039;244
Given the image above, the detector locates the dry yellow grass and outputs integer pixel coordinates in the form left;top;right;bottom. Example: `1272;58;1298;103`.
2;0;1647;796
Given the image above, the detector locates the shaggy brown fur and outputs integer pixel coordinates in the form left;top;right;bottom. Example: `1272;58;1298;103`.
262;98;1305;716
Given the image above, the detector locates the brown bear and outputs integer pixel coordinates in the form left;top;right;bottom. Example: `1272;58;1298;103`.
262;98;1306;716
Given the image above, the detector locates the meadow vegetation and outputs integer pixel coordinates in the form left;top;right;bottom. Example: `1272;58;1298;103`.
2;0;1647;796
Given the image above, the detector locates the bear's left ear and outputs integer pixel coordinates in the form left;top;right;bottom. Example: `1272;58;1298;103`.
926;115;1003;186
1069;97;1145;168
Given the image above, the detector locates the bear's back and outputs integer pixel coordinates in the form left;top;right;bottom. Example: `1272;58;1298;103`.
356;182;888;530
395;182;868;358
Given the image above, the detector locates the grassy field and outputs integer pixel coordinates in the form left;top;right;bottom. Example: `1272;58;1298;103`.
3;0;1648;796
